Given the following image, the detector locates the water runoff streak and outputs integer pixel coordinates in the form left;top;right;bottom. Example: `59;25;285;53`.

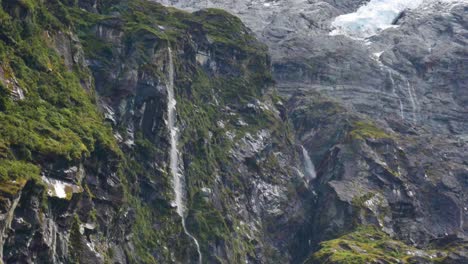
406;80;418;123
166;47;202;264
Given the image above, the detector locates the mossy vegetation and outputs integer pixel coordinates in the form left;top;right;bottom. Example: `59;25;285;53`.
0;177;28;196
305;226;441;264
175;68;253;261
192;8;264;53
2;0;292;262
0;159;40;181
69;214;84;264
0;0;120;192
0;2;125;260
129;199;160;264
172;43;286;262
351;192;375;208
349;121;393;140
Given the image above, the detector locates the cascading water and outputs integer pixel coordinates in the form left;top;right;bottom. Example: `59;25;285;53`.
406;80;418;122
301;146;316;181
166;47;203;264
398;98;404;120
387;70;405;120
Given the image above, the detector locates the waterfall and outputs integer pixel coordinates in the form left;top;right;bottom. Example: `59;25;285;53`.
398;97;405;120
167;47;203;264
301;146;316;181
406;80;418;122
388;70;405;120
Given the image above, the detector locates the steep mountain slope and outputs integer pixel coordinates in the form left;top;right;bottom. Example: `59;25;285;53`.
155;0;468;263
75;1;310;262
157;0;468;136
289;91;467;263
0;0;466;263
0;0;308;263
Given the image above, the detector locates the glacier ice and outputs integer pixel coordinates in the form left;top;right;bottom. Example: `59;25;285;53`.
329;0;463;39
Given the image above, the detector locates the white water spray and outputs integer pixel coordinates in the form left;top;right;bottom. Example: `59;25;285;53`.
301;146;316;181
167;47;203;264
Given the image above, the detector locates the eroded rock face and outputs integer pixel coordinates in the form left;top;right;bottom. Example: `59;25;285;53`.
288;92;468;262
0;0;315;263
0;0;466;263
157;0;468;136
155;0;468;262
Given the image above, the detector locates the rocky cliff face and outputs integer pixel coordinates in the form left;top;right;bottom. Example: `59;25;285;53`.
157;0;468;136
156;0;468;263
77;2;311;262
0;0;311;263
0;0;466;264
289;91;467;263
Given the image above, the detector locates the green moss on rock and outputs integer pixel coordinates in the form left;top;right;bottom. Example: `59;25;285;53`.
305;226;441;264
349;121;393;140
0;0;120;185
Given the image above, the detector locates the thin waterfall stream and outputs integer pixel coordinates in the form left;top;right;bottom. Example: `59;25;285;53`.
406;80;418;123
301;145;316;181
167;47;203;264
387;70;405;120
